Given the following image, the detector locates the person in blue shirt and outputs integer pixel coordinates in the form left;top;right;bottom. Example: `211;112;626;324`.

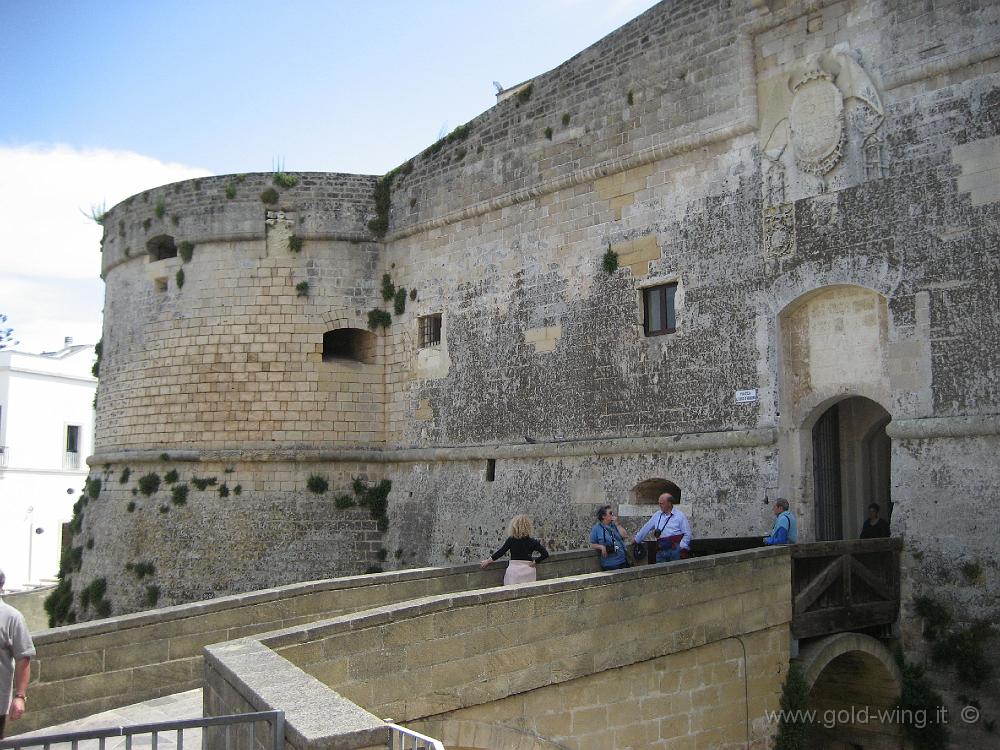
589;505;631;570
634;493;692;562
763;498;798;545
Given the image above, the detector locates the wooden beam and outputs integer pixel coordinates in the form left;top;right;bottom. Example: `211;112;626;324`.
794;556;844;613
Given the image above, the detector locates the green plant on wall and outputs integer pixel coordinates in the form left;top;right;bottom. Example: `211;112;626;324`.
288;235;303;253
895;654;948;750
171;484;189;506
352;478;392;529
381;273;396;301
602;245;619;274
295;281;309;298
368;309;391;331
137;473;161;496
261;188;279;205
154;200;166;219
393;287;407;315
191;476;217;490
86;203;108;225
273;172;299;188
914;594;996;687
562;113;571;126
544;126;553;140
176;268;185;289
307;475;329;494
225;182;237;199
179;241;194;263
773;663;808;750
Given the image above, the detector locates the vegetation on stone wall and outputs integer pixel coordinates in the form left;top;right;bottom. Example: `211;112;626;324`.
86;203;108;225
126;561;156;579
381;273;396;301
225;182;237;199
191;476;217;490
273;172;299;188
154;200;166;219
138;473;161;496
295;281;309;298
352;478;391;529
307;474;329;494
164;469;179;484
774;663;808;750
145;585;161;607
895;652;948;749
176;268;185;289
367;309;392;330
562;113;571;126
92;339;102;378
544;126;553;140
393;287;407;315
119;467;131;484
914;594;996;687
86;476;102;500
260;187;279;205
179;241;194;262
602;246;619;274
171;484;189;505
288;234;303;253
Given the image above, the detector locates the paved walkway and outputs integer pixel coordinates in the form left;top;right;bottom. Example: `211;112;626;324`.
9;690;203;750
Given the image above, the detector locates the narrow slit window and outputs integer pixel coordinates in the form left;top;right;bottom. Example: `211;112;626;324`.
486;459;496;482
643;283;677;336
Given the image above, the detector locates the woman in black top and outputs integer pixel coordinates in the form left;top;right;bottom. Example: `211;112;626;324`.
480;514;549;584
860;503;891;538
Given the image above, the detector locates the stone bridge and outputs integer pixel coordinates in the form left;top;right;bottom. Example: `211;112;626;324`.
16;540;902;749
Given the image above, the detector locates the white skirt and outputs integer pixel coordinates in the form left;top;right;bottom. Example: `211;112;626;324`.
504;560;537;585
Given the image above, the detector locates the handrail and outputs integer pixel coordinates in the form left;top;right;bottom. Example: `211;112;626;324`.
0;711;285;750
385;722;445;750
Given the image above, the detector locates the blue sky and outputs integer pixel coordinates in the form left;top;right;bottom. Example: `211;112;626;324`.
0;0;659;351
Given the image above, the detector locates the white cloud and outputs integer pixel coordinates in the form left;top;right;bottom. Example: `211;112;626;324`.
0;145;210;353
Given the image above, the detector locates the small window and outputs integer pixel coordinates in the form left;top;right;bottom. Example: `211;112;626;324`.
643;283;677;336
66;425;80;453
323;328;375;364
486;459;496;482
419;314;442;348
154;277;168;292
147;235;177;261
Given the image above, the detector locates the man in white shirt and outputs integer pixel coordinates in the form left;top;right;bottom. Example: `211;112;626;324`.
634;493;693;562
1;568;35;739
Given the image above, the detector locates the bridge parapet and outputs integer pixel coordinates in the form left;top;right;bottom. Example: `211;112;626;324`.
204;547;792;750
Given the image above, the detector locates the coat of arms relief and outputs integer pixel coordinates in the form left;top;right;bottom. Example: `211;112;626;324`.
759;47;887;259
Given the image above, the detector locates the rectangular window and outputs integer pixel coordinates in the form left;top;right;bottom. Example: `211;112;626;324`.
643;283;677;336
66;425;80;453
419;314;442;348
64;424;81;469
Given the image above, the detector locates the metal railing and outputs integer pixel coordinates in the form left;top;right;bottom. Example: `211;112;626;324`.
386;723;445;750
0;711;284;750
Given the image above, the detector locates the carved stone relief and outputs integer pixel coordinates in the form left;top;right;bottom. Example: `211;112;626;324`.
763;202;795;259
759;47;887;201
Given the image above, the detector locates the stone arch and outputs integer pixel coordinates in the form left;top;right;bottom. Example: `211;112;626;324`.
411;719;569;750
776;285;895;542
796;633;904;748
630;477;682;504
147;234;177;261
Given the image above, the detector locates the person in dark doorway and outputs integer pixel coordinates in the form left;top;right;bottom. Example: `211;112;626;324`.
763;498;798;545
860;502;891;538
1;568;35;739
634;493;692;562
589;505;631;570
481;514;549;584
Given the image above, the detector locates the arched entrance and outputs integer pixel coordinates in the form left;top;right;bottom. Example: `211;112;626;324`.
797;633;904;749
777;285;897;542
812;397;892;541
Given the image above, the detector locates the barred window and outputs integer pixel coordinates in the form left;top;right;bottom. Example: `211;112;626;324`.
419;314;442;348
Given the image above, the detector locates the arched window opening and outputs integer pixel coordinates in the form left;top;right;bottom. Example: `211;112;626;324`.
323;328;375;364
630;478;682;504
147;235;177;261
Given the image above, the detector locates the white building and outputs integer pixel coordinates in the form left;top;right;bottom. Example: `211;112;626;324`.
0;340;97;591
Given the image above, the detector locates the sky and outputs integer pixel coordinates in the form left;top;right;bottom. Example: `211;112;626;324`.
0;0;660;354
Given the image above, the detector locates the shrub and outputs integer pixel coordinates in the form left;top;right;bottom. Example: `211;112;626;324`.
233;484;242;496
895;657;948;749
602;247;619;274
273;172;298;188
295;281;309;298
393;287;407;315
218;483;230;498
260;188;279;204
225;183;237;199
164;469;179;484
544;126;553;140
191;476;217;490
95;599;112;618
562;113;571;126
171;484;189;506
179;241;194;262
381;273;396;301
307;475;328;494
119;467;131;484
137;473;161;496
154;200;166;218
288;235;303;253
127;501;136;512
145;585;161;607
86;477;102;500
368;309;391;330
774;663;808;750
176;268;185;289
44;579;75;627
334;494;355;509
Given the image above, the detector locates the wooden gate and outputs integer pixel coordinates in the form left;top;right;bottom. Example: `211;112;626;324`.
791;538;902;639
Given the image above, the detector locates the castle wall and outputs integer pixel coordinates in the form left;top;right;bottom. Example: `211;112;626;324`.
73;11;1000;740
